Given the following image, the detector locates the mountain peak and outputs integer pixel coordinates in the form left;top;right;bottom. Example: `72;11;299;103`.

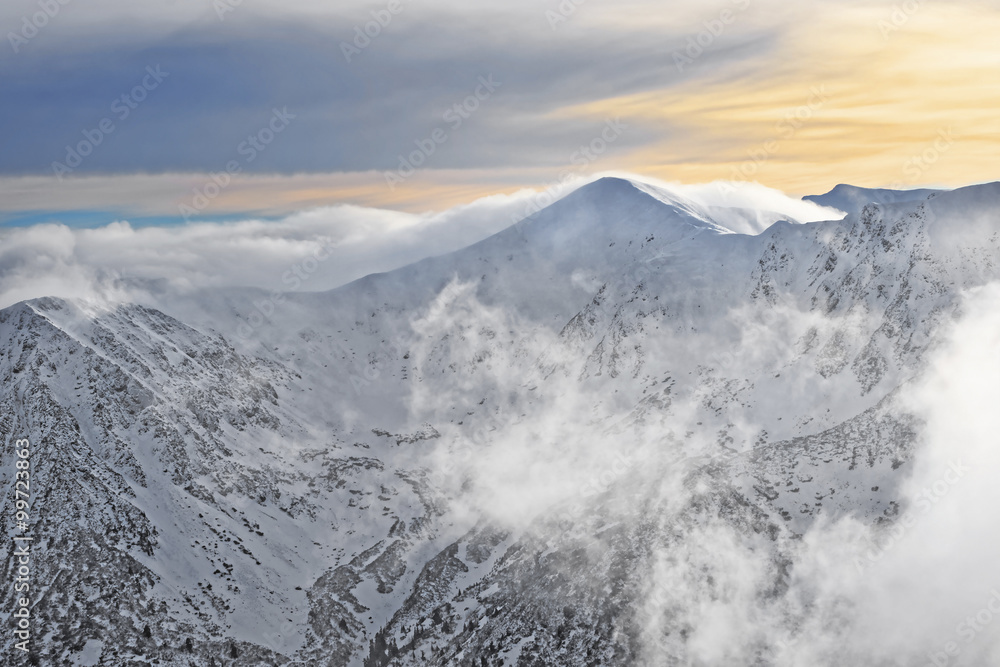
553;176;671;208
577;175;640;190
527;176;725;236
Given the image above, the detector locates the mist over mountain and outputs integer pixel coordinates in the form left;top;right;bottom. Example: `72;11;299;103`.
3;175;1000;666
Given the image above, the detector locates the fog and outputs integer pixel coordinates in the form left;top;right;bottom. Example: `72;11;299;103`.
398;270;1000;665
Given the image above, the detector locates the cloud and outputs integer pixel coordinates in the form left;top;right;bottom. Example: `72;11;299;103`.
0;188;550;309
0;5;690;175
842;282;1000;664
603;172;846;226
0;172;851;312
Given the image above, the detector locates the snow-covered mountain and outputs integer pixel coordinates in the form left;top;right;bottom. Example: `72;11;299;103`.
803;183;944;217
3;176;1000;665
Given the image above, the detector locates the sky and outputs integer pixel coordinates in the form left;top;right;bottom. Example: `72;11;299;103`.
1;0;999;226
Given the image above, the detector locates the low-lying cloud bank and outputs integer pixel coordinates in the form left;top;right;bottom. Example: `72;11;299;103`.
0;175;841;310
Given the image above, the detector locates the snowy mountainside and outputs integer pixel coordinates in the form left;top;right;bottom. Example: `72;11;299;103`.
2;177;1000;665
804;182;944;217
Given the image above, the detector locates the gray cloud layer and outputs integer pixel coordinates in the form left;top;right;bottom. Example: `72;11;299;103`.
0;0;785;176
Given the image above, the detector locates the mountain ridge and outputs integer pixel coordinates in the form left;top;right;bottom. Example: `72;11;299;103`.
2;176;1000;665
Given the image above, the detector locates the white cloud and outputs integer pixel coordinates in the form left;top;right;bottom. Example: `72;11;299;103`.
603;171;847;225
0;190;545;310
757;282;1000;665
0;174;838;310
